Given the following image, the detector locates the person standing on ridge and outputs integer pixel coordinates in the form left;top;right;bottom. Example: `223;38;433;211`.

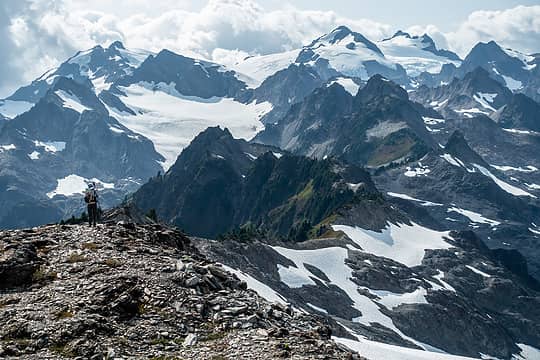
84;182;99;227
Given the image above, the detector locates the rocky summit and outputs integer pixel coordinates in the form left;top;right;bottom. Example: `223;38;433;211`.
0;222;360;359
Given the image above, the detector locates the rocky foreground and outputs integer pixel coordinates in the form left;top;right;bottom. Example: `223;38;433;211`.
0;222;361;359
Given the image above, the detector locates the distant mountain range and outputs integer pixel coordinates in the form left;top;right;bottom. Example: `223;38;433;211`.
1;25;540;359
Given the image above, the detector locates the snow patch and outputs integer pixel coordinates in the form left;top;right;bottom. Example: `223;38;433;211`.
28;151;40;160
455;108;490;117
334;336;478;360
441;154;465;168
491;165;537;173
466;265;491;278
108;125;125;134
473;164;535;198
0;100;34;119
404;163;431;177
430;271;457;292
220;265;288;305
447;207;500;227
0;144;16;152
34;141;66;153
332;223;451;267
503;128;539;136
501;75;522;90
473;93;497;112
306;303;328;314
387;192;443;206
514;343;540;360
47;174;114;198
372;288;428;309
328;77;360;95
422;117;445;126
55;90;91;113
271;245;420;343
110;83;272;170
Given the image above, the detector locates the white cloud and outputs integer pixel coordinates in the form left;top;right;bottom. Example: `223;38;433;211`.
446;5;540;57
1;1;540;97
405;24;451;51
1;0;394;96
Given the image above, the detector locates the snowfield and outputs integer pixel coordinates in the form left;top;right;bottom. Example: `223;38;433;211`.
332;222;452;267
328;77;360;96
55;90;92;113
473;164;536;198
47;174;114;198
0;100;34;119
229;50;298;88
335;337;479;360
34;141;66;153
0;144;16;152
220;264;288;305
109;83;272;169
377;35;461;76
387;192;443;206
447;207;500;227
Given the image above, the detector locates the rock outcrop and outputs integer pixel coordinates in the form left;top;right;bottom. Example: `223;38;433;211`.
0;223;360;359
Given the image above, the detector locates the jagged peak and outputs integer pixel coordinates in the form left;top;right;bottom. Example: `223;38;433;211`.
444;130;487;166
311;26;383;55
193;126;234;143
324;25;353;42
359;74;408;102
108;40;125;50
464;66;491;80
465;40;508;61
394;30;412;39
420;33;435;45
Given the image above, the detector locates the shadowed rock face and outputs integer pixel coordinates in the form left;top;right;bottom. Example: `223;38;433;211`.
254;74;436;168
411;67;514;119
194;228;540;360
0;242;40;289
0;77;164;229
115;49;247;99
0;222;358;359
493;93;540;132
132;126;380;239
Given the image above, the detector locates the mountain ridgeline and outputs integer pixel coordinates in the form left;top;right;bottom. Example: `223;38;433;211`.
1;24;540;359
131;127;384;239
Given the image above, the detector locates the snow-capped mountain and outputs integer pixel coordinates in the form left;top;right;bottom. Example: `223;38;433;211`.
0;76;163;228
378;31;461;77
0;41;152;119
128;127;540;360
255;74;436;166
411;67;514;119
416;40;540;102
1;25;540;359
230;26;408;86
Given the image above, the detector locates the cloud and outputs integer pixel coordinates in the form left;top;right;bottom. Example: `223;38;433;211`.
1;0;395;97
447;5;540;57
1;1;540;97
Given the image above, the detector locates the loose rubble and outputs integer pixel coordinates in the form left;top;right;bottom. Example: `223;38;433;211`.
0;222;362;359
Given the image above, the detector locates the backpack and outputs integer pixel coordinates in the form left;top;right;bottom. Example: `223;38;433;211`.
84;190;96;204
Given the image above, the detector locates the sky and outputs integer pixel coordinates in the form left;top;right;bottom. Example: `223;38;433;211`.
1;0;540;97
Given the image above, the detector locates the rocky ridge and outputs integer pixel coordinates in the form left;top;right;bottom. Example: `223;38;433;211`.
0;221;360;359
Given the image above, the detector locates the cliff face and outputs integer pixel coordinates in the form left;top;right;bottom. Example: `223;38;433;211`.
0;222;359;359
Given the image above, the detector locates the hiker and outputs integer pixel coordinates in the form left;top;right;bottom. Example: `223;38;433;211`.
84;182;99;227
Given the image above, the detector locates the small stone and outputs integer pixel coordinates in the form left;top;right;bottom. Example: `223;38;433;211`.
183;333;198;347
176;260;185;271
